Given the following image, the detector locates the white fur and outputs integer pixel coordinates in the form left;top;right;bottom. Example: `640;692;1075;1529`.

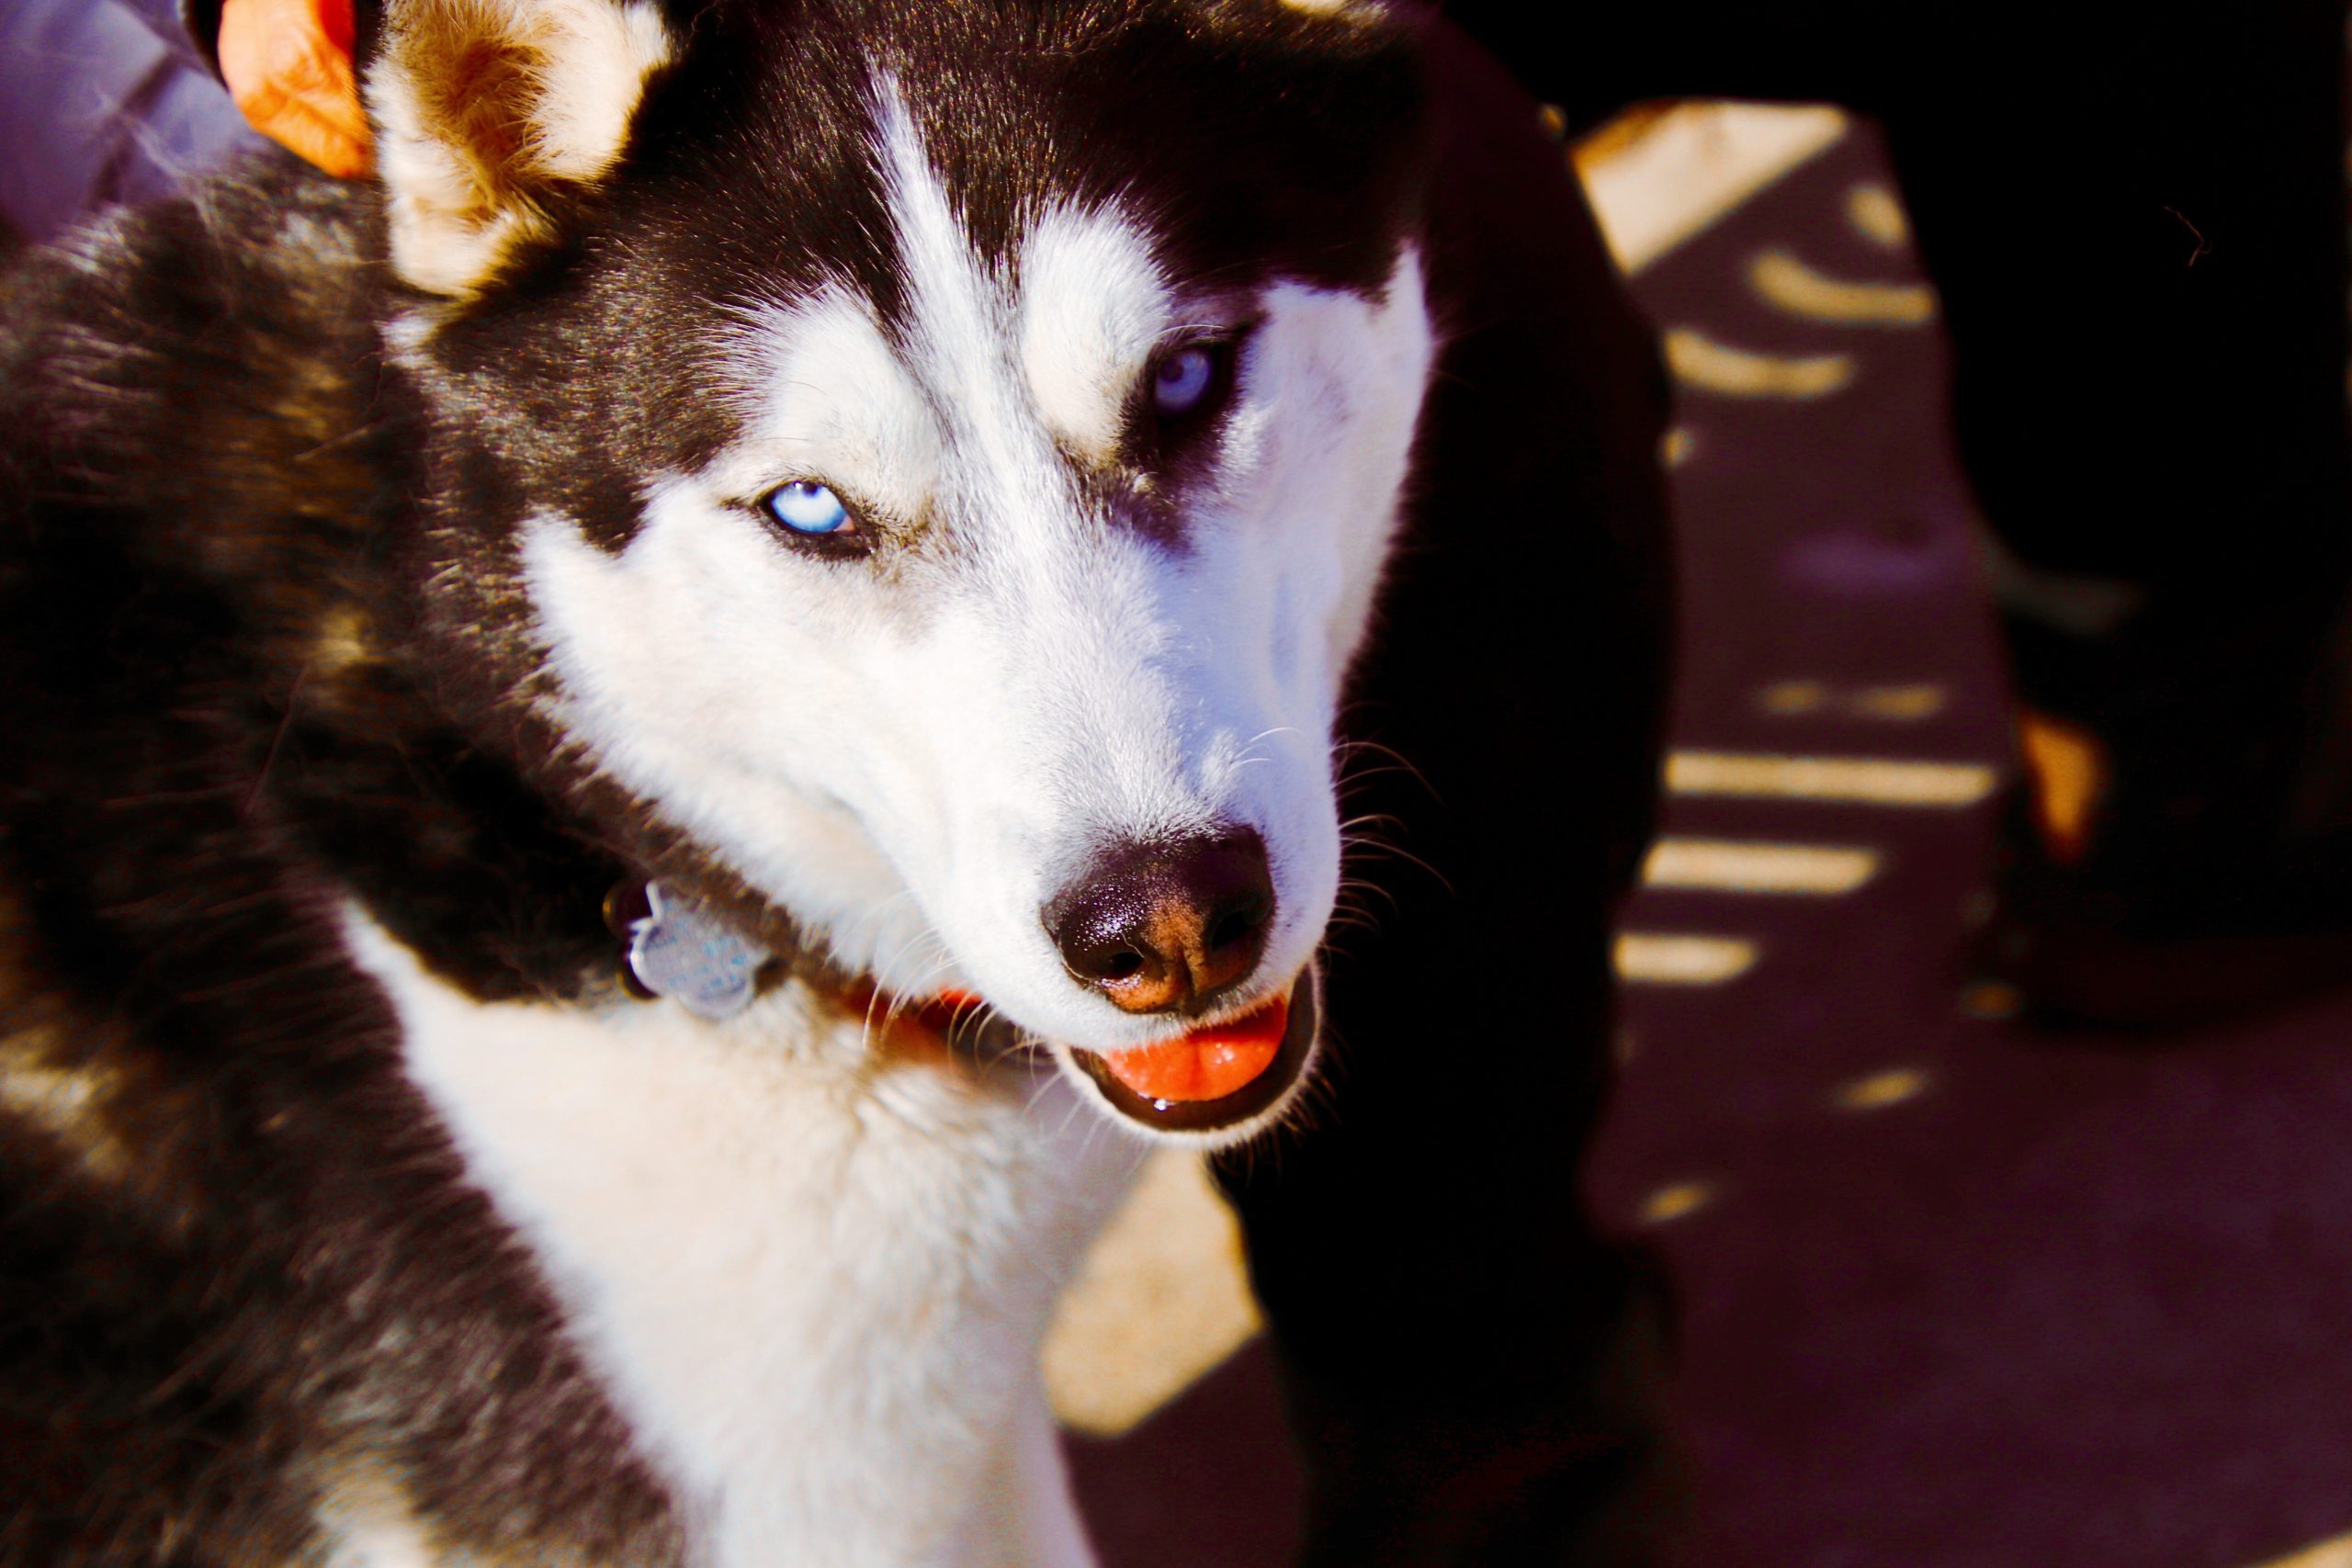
344;910;1139;1568
326;34;1436;1568
516;81;1436;1137
724;287;945;525
369;0;674;295
318;1513;439;1568
1016;206;1172;462
314;1465;478;1568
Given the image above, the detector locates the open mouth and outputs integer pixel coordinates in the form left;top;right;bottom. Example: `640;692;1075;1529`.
1069;969;1317;1135
900;968;1319;1137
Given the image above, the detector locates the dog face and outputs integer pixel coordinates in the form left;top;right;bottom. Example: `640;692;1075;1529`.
379;0;1435;1140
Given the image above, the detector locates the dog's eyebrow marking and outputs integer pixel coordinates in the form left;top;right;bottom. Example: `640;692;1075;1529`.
728;286;940;524
1018;205;1170;462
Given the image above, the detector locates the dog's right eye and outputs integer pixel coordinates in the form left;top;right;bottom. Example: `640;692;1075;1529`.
759;480;869;556
766;480;851;535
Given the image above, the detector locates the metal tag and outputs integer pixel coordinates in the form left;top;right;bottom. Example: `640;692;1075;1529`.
626;881;771;1021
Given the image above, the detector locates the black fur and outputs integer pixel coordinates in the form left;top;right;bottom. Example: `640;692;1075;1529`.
0;2;1456;1560
0;167;687;1563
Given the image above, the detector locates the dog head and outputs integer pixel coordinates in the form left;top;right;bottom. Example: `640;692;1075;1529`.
363;0;1438;1143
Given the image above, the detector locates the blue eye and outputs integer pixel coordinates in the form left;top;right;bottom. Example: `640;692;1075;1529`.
1152;345;1217;417
765;480;851;536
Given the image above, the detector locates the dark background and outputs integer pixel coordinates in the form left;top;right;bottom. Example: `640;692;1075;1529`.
1071;120;2352;1568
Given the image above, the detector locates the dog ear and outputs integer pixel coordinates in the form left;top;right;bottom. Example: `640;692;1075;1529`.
367;0;675;295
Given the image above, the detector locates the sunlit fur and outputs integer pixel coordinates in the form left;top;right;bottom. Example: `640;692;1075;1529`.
521;87;1434;1125
345;909;1137;1567
0;0;1445;1560
370;25;1432;1567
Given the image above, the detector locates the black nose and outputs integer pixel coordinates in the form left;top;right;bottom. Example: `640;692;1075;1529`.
1044;829;1276;1016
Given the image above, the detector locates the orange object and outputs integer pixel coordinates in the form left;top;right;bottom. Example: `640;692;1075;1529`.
1095;996;1288;1103
912;988;989;1034
2016;706;2107;865
218;0;371;178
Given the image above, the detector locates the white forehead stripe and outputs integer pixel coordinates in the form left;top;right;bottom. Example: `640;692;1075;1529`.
868;80;1109;539
1019;206;1171;460
873;85;1014;436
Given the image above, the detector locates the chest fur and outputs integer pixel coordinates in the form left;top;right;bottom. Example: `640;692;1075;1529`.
342;913;1139;1567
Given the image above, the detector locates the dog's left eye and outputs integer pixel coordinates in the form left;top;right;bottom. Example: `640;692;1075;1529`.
1152;346;1218;417
1128;332;1249;471
1143;338;1241;431
763;480;853;536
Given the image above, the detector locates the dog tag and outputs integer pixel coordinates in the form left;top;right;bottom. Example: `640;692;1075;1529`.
626;881;770;1021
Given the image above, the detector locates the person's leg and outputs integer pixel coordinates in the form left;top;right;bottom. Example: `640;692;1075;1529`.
1215;18;1681;1563
1442;0;1887;130
1454;0;2352;1025
1873;0;2352;1021
1315;13;2349;1559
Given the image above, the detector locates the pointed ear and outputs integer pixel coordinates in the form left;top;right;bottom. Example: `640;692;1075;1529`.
367;0;675;295
218;0;372;179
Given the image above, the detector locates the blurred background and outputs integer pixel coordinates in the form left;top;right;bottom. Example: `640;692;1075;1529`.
1050;107;2352;1568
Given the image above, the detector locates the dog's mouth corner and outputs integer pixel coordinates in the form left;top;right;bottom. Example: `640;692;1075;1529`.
1063;966;1321;1140
898;964;1323;1142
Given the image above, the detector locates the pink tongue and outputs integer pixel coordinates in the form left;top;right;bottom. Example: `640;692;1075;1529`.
1095;996;1289;1103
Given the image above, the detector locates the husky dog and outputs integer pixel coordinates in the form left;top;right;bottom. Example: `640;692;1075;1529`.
0;0;1673;1562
